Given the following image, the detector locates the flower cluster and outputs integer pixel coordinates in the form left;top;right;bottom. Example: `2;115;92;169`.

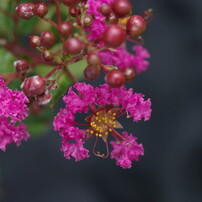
0;77;29;151
53;83;151;168
0;0;153;169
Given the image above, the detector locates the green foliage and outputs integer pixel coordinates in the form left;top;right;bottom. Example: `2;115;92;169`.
0;47;16;73
24;106;53;137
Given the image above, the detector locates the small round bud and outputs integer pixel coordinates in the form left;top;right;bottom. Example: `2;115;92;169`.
126;15;147;38
121;67;135;81
34;3;48;17
62;0;82;7
84;65;100;81
83;14;93;28
36;90;52;105
87;52;101;65
40;31;56;48
106;13;119;24
58;22;73;37
103;25;126;47
15;3;35;19
43;50;54;62
69;7;81;17
99;3;111;16
64;37;83;55
105;70;125;88
14;59;30;74
21;75;46;97
112;0;132;18
29;35;40;48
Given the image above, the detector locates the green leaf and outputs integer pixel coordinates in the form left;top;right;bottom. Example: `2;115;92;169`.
50;59;87;105
18;17;38;35
50;71;72;105
24;106;53;137
68;59;87;79
0;47;16;73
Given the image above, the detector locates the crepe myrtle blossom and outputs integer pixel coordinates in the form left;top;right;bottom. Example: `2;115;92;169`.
98;45;150;74
0;77;29;151
86;0;114;40
53;82;151;168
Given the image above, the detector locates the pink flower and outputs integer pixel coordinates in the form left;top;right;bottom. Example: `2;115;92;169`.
86;0;114;40
61;139;89;161
0;78;28;123
86;20;107;41
98;45;150;74
0;77;30;151
86;0;114;21
110;132;144;169
0;117;29;151
53;82;151;168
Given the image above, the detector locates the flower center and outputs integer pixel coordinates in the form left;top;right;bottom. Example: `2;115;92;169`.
86;108;123;142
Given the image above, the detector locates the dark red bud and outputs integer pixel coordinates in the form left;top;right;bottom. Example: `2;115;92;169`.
84;65;100;81
87;52;101;65
103;25;126;47
121;67;136;81
43;50;54;62
29;35;41;48
83;14;93;28
36;90;52;105
99;3;111;16
126;15;147;38
21;75;46;97
16;3;35;19
58;22;73;37
105;70;125;88
14;59;30;74
40;31;56;48
112;0;132;18
64;37;83;55
34;3;48;17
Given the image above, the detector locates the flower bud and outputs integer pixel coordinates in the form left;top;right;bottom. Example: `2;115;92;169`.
126;15;147;38
29;35;41;48
40;31;56;48
16;3;35;19
21;75;46;97
105;70;125;88
103;25;126;47
14;59;30;74
64;37;83;55
84;65;100;81
34;3;48;17
36;90;52;105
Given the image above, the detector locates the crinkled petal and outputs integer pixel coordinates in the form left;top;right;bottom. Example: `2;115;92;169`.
86;20;107;41
0;78;29;123
0;117;30;151
98;45;150;74
61;139;89;161
63;87;87;113
53;108;75;131
74;82;96;104
110;132;144;169
126;93;152;122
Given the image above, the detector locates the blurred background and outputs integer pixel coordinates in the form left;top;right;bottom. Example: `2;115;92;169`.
1;0;202;201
